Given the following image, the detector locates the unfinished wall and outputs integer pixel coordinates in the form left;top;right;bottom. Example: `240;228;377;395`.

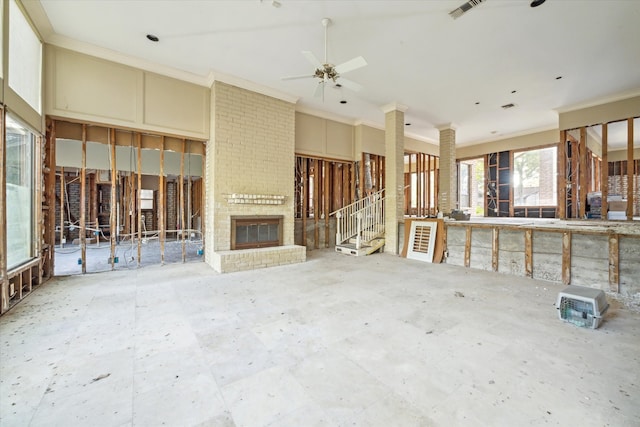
497;230;525;277
570;234;609;287
207;82;305;272
532;232;563;283
619;237;640;299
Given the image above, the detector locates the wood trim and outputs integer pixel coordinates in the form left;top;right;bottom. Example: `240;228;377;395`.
313;158;319;249
464;226;472;268
608;234;619;292
491;227;499;272
46;120;57;278
601;123;608;217
80;125;87;273
627;118;634;220
302;158;307;245
524;229;533;278
324;161;330;248
59;167;65;248
562;231;571;285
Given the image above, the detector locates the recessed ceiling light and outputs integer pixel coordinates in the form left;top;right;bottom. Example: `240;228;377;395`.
555;76;563;80
146;34;159;42
530;0;546;7
335;83;342;88
511;90;517;94
405;123;411;126
501;103;516;109
475;102;480;105
339;100;347;104
491;130;498;134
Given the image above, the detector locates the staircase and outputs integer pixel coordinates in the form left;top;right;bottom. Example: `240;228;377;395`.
331;189;385;256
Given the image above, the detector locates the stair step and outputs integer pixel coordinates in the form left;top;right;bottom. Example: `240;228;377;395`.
336;238;385;256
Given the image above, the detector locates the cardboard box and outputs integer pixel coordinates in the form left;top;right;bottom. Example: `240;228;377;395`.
608;201;627;211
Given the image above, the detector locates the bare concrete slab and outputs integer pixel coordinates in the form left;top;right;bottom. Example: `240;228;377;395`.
1;249;639;426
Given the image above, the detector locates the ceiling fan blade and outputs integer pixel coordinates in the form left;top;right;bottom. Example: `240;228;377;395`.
334;56;367;75
313;81;325;100
337;77;362;92
302;51;322;68
281;74;315;81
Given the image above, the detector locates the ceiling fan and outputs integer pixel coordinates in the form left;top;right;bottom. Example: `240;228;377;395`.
282;18;367;101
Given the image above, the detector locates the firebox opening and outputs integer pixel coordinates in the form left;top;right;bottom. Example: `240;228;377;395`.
231;216;283;250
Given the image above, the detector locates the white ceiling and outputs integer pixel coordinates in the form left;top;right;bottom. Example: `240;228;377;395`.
25;0;640;148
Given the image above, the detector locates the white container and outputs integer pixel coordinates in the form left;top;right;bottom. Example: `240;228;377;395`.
556;285;609;329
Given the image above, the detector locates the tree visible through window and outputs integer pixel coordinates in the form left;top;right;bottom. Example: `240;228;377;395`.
513;147;557;206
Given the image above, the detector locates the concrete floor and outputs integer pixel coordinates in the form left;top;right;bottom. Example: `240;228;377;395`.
1;249;639;426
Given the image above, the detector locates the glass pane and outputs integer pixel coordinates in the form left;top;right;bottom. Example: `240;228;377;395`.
8;0;43;113
513;147;557;206
258;224;269;242
6;115;35;269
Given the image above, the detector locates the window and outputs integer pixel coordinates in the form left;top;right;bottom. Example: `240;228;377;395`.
458;158;484;215
6;115;36;269
513;147;557;206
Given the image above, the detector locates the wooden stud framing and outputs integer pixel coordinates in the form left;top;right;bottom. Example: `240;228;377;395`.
601;124;608;218
160;136;165;265
59;167;65;248
46;120;57;279
201;146;206;253
324;161;330;247
464;226;472;268
427;155;432;216
627;118;634;220
180;139;186;262
137;133;142;266
608;234;619;292
313;159;319;249
491;227;499;272
110;128;117;270
561;231;571;285
80;125;87;273
578;127;588;219
302;158;308;245
524;229;533;278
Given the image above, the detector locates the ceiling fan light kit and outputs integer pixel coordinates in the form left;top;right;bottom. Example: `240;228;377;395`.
281;17;367;101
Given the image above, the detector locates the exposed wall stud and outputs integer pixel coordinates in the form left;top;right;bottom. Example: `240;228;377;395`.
524;229;533;278
464;226;472;268
110;128;117;270
608;234;619;292
627;118;634;220
80;125;87;273
601;124;608;217
562;231;571;285
492;227;499;272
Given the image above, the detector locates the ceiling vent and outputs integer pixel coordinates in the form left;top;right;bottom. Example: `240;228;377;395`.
501;103;516;109
449;0;486;19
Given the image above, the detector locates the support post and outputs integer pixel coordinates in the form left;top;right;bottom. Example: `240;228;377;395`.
491;227;499;272
160;136;165;265
59;167;65;248
524;229;533;278
324;161;330;248
601;124;608;218
180;139;186;262
464;226;471;268
137;133;142;266
313;158;319;249
302;158;307;246
608;234;619;292
627;118;634;221
110;128;117;270
579;127;587;219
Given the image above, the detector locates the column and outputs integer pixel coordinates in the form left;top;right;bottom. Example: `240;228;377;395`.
437;124;457;215
382;103;407;254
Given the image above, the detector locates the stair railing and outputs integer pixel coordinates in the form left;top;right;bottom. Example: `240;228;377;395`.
330;189;385;247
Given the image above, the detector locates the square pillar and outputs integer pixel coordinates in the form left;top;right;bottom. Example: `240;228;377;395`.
382;103;407;254
437;124;457;215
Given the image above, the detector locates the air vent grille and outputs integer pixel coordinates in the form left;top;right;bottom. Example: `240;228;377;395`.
449;0;486;19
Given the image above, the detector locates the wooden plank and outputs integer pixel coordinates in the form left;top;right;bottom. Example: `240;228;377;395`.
491;227;499;272
186;141;192;233
201;146;206;252
59;167;65;247
110;128;117;270
608;234;619;292
302;158;308;246
601;124;608;218
464;226;472;268
314;158;319;249
160;136;165;265
180;139;186;263
427;154;432;216
434;157;439;214
46;120;57;279
416;153;422;216
137;133;142;266
627;118;634;220
0;107;7;313
579;127;587;218
324;161;330;248
562;231;571;285
571;137;578;218
80;125;87;274
524;228;533;278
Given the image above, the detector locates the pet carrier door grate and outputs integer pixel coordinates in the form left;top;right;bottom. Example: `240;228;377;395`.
556;285;609;329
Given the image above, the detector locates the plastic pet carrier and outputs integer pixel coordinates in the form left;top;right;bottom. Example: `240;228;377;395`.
556;285;609;329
